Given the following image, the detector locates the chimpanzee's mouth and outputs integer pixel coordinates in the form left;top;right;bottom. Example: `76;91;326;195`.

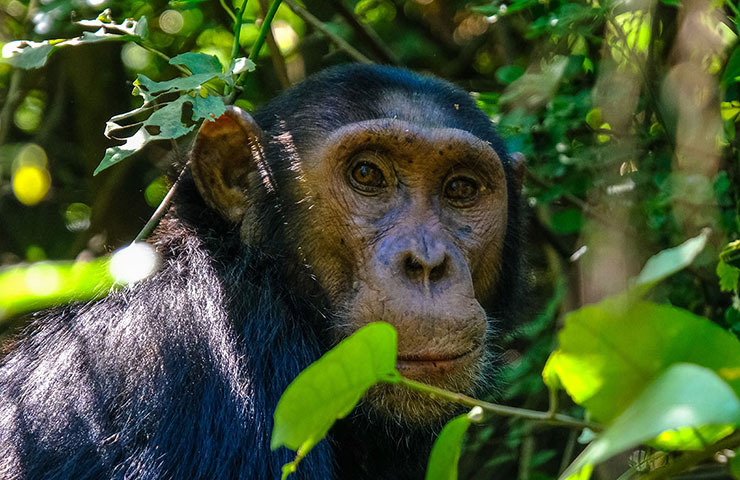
395;345;482;375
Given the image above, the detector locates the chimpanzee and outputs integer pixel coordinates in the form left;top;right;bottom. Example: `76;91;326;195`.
0;64;523;479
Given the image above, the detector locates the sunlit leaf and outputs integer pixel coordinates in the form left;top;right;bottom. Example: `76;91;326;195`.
1;14;146;70
722;240;740;269
1;42;54;69
0;259;114;320
561;364;740;479
634;228;709;287
546;299;740;425
271;322;399;469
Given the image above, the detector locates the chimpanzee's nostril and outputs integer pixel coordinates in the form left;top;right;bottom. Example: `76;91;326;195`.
404;256;424;280
429;260;447;283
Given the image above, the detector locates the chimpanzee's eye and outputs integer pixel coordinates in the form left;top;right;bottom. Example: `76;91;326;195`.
349;161;386;193
444;176;480;207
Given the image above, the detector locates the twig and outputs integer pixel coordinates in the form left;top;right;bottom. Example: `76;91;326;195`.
636;431;740;480
249;0;282;61
227;0;283;102
133;153;188;244
282;0;372;64
398;377;602;431
259;0;291;88
518;422;535;480
328;0;399;64
230;0;250;62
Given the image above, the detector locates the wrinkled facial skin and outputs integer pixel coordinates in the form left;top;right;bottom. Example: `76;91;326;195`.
295;119;509;422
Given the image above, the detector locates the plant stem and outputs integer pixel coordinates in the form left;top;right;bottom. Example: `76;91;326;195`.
133;156;188;244
398;377;602;431
231;0;250;63
220;0;238;23
250;0;282;60
259;0;291;88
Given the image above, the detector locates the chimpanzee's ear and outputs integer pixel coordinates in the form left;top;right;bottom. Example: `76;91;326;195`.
190;106;265;223
509;152;526;194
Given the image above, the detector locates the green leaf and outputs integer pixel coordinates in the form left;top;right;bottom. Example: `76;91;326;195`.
1;15;145;70
0;258;115;321
496;65;525;85
731;449;740;479
95;129;154;175
634;228;709;287
96;92;226;174
137;73;216;98
585;108;602;129
721;240;740;269
561;364;740;479
546;299;740;424
718;260;740;294
1;41;54;69
724;44;740;86
425;408;482;480
228;57;256;76
170;52;223;76
550;208;583;234
191;94;226;122
271;322;399;458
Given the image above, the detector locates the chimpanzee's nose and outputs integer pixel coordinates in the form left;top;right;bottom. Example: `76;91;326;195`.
401;246;450;287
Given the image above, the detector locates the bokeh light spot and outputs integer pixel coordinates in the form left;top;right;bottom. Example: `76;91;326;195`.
110;243;160;285
160;10;184;35
65;203;92;232
14;94;44;133
121;42;153;70
272;21;298;54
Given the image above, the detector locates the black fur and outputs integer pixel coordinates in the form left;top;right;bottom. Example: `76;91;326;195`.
0;65;522;479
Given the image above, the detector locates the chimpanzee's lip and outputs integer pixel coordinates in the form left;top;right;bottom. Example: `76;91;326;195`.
396;344;482;368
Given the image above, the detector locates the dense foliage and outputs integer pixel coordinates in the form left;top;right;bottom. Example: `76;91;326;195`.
1;0;740;478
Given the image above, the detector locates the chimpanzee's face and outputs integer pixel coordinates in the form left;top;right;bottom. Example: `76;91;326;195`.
294;118;509;422
190;105;514;424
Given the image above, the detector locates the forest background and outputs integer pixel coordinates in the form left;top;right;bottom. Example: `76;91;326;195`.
1;0;740;479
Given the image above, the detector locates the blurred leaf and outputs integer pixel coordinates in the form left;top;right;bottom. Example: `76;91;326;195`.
585;108;602;129
561;364;740;479
731;449;740;479
1;42;54;69
496;65;525;85
718;260;740;294
634;228;709;287
722;240;740;269
0;259;115;320
271;322;399;467
1;15;146;70
550;208;583;234
546;299;740;424
723;43;740;86
425;409;481;480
